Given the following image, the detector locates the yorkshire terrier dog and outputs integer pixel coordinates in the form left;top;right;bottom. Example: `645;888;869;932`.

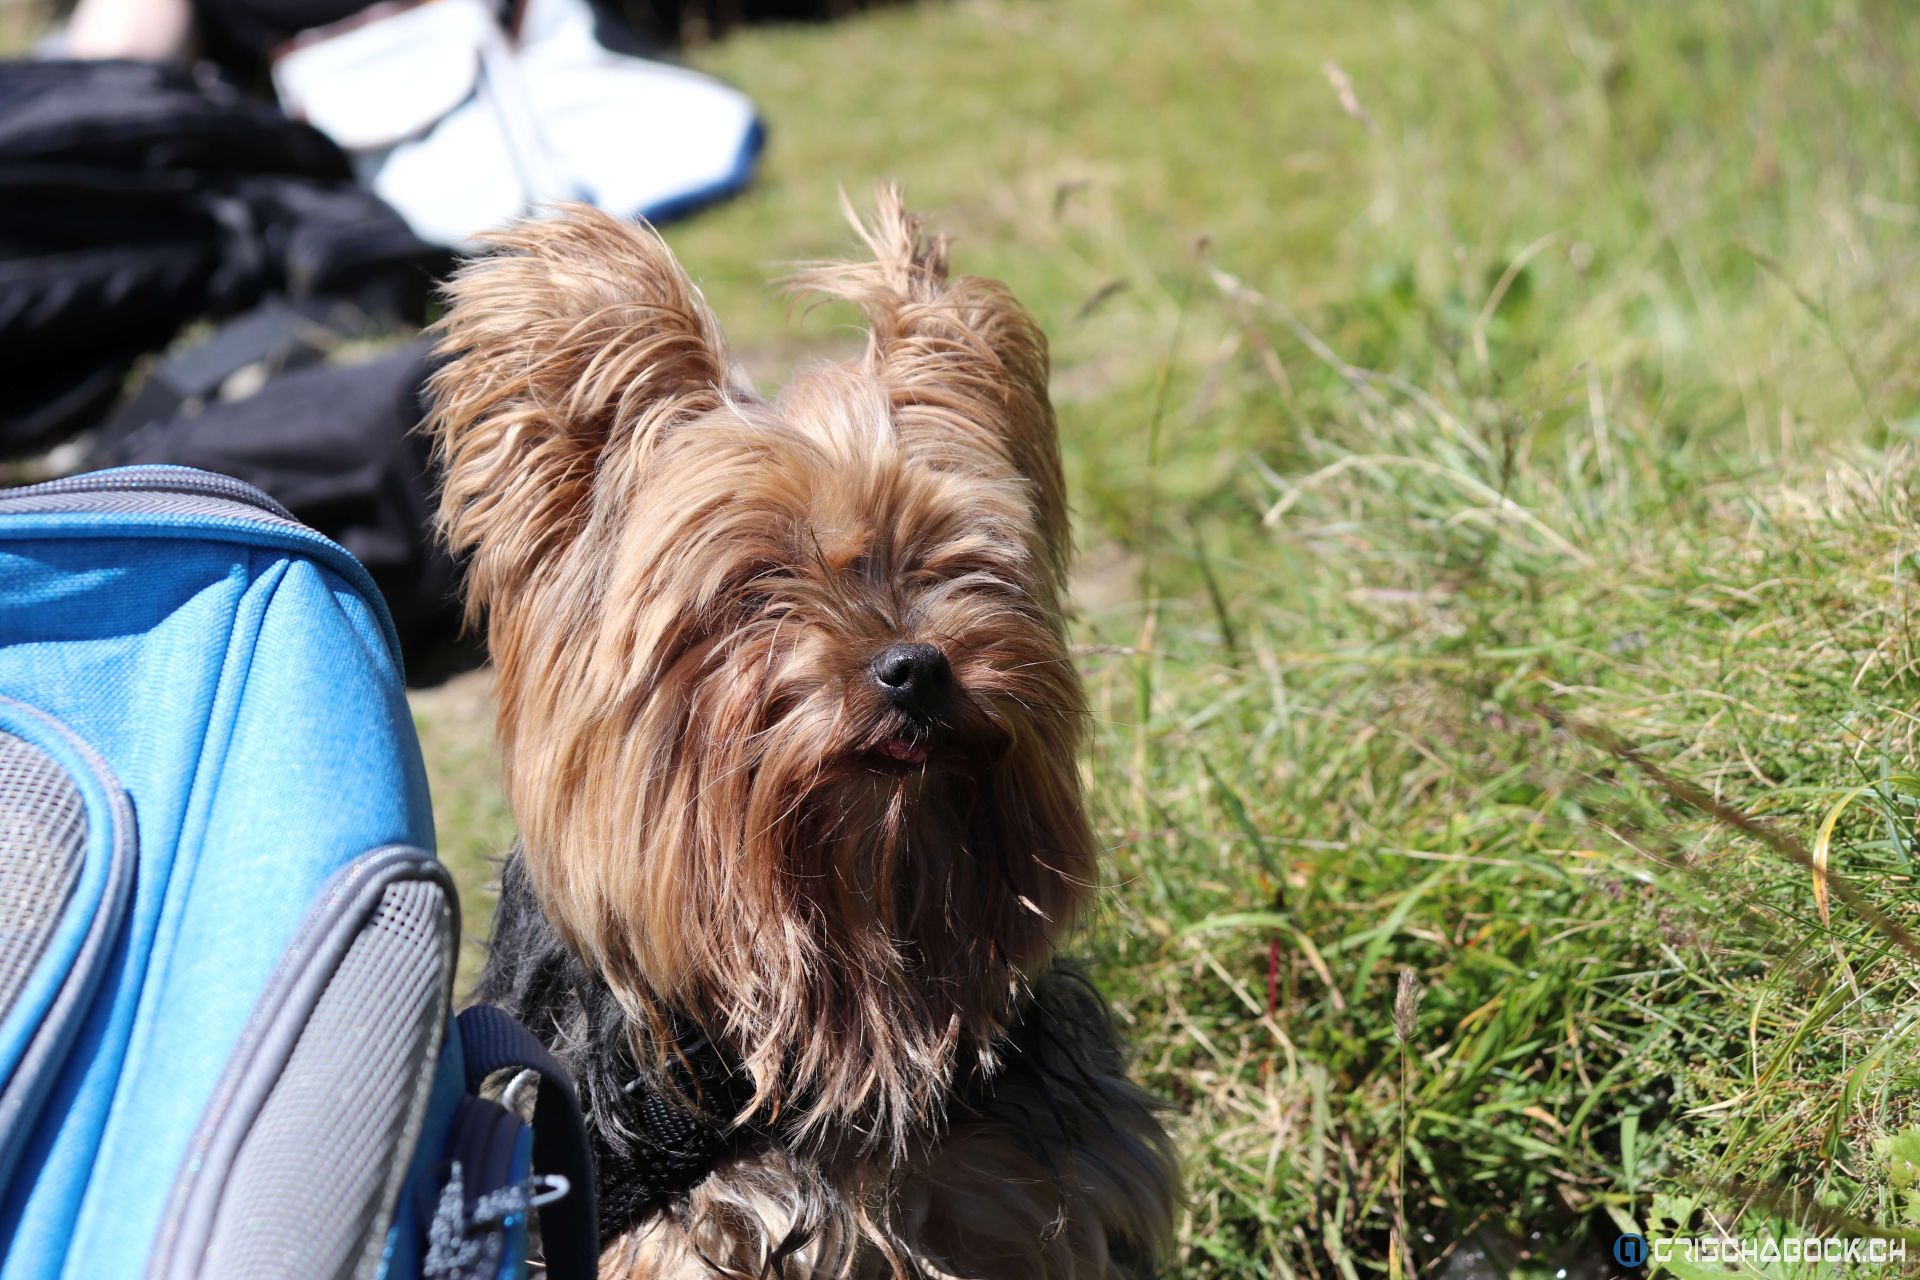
426;189;1177;1278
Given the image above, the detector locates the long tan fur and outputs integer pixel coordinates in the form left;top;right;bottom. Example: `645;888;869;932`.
427;189;1175;1278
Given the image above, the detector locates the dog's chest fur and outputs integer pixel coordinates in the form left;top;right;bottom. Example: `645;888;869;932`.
473;851;1177;1278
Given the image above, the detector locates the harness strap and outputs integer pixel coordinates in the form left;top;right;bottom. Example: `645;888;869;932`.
588;1026;761;1244
458;1004;601;1280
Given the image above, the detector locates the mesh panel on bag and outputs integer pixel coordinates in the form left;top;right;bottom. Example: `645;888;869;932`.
0;729;88;1026
202;878;451;1280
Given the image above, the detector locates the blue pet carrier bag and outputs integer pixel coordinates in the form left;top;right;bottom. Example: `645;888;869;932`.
0;466;597;1279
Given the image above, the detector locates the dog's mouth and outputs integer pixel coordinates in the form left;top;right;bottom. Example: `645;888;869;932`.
866;732;930;770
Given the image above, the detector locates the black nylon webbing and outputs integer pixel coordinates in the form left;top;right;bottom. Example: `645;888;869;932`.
457;1004;600;1280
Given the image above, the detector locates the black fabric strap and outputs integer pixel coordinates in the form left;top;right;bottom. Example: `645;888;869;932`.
457;1004;601;1280
100;296;347;441
591;1028;760;1240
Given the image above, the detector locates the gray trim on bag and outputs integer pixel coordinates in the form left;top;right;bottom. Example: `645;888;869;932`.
0;488;310;529
149;845;457;1280
0;466;297;523
0;697;137;1195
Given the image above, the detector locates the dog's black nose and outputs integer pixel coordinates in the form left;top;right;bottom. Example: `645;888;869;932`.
870;642;951;713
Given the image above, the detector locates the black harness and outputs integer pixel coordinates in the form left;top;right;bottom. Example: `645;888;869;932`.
585;1025;764;1237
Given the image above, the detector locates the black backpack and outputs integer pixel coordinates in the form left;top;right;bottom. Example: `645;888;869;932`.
0;58;447;452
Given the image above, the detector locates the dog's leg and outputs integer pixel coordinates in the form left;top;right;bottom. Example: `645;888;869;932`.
598;1097;1174;1280
596;1144;867;1280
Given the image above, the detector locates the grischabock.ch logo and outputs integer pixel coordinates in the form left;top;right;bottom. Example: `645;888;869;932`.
1613;1231;1910;1269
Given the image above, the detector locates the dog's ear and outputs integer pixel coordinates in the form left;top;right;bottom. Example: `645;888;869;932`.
789;186;1069;570
425;204;731;620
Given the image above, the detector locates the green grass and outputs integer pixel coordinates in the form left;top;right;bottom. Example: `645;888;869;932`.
408;0;1920;1274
